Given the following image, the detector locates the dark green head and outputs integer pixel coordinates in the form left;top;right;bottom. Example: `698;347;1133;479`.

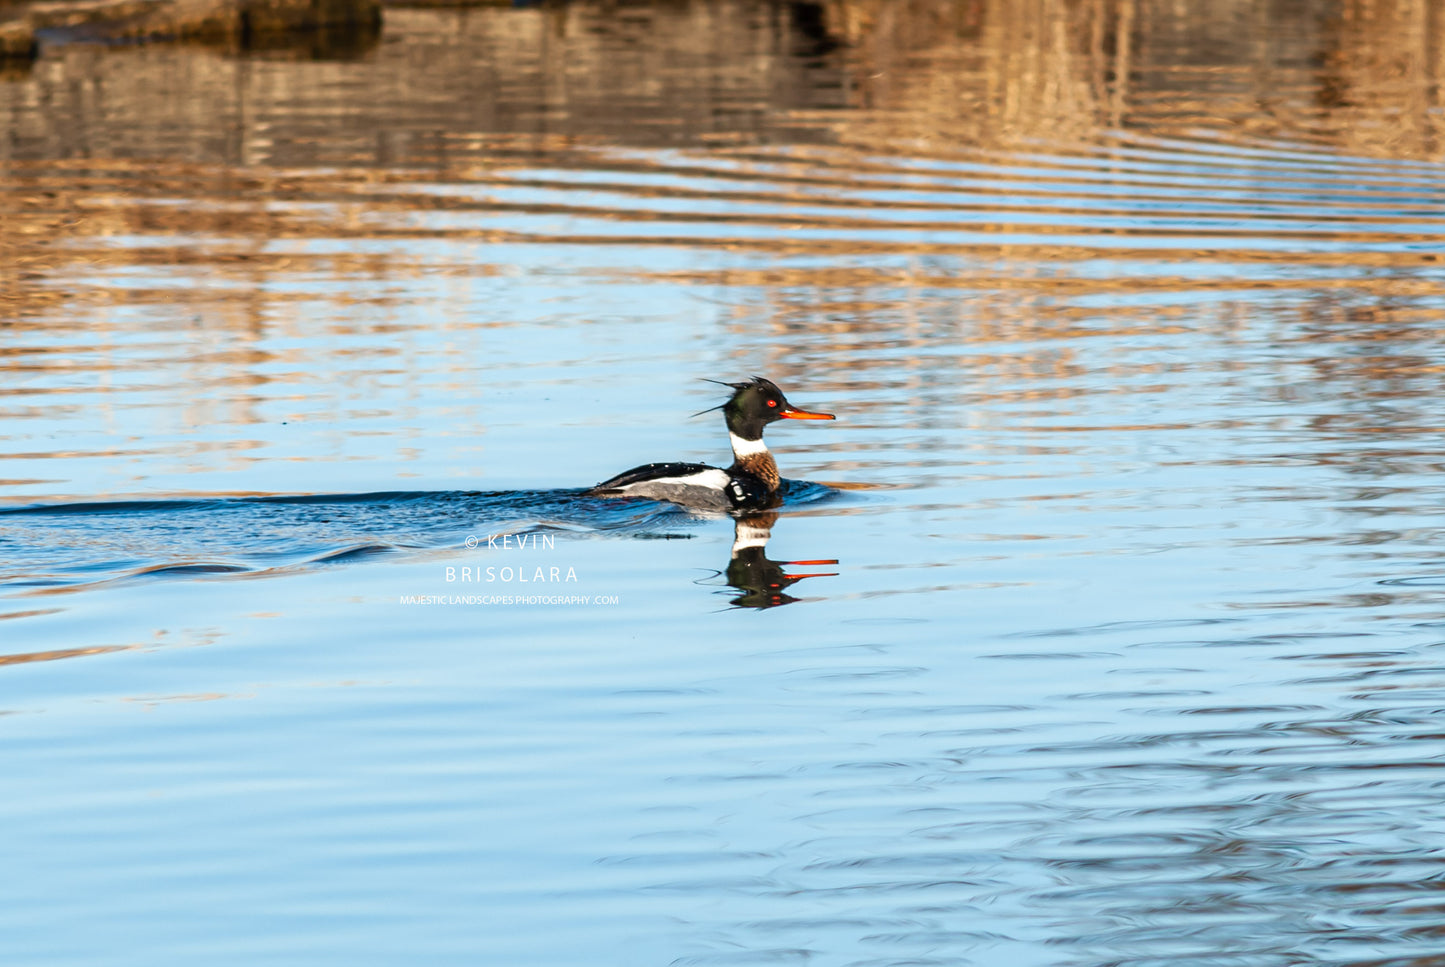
708;376;834;441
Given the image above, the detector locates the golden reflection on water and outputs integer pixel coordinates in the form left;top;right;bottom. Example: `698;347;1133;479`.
820;0;1445;158
1;0;1444;484
0;1;1441;269
0;643;133;665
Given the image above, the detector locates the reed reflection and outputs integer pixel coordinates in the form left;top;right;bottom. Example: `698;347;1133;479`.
830;0;1445;160
3;0;1442;170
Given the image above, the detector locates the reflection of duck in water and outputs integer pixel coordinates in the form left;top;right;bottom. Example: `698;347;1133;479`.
587;377;833;512
723;513;837;609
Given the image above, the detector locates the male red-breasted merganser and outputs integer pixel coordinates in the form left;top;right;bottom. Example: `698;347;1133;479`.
587;376;834;512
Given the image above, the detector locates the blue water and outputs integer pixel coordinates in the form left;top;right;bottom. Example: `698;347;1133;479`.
6;2;1445;964
0;483;838;606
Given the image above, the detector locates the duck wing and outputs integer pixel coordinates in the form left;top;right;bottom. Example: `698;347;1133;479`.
588;462;720;494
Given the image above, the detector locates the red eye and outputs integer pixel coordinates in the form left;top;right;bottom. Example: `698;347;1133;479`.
767;399;777;407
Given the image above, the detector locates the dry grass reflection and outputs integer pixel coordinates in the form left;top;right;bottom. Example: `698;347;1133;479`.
0;643;133;666
0;0;1442;474
827;0;1445;159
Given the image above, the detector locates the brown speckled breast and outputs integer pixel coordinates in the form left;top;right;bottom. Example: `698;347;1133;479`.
734;451;779;492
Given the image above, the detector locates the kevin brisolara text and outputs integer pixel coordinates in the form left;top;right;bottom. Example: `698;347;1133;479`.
445;564;578;583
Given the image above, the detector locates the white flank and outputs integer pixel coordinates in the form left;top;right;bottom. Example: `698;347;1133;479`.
634;468;731;491
729;432;769;458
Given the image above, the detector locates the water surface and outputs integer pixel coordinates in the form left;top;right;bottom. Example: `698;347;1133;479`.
5;1;1445;964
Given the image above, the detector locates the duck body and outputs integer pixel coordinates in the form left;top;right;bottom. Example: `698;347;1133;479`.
588;461;766;512
588;377;833;512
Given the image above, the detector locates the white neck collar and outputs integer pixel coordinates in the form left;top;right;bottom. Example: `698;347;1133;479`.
729;432;769;459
